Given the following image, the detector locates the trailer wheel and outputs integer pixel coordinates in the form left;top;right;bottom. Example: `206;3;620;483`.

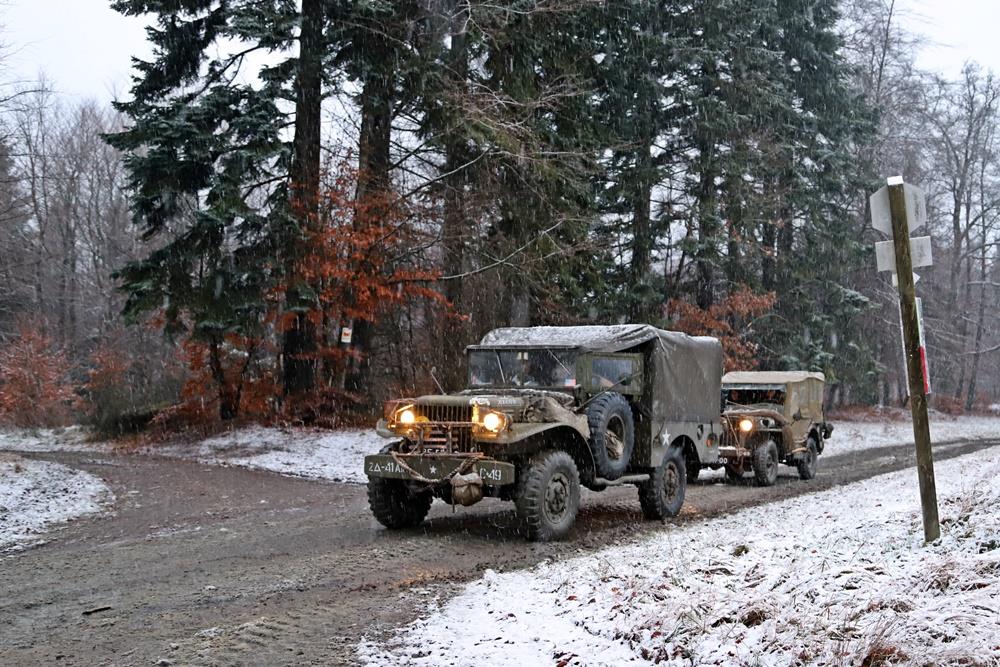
367;477;432;529
638;446;686;520
796;436;819;480
752;439;779;487
585;393;635;480
515;450;581;542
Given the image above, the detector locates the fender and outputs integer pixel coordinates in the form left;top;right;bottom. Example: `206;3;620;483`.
491;420;590;445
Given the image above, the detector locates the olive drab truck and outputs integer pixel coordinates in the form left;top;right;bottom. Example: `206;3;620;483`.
718;371;834;485
364;324;725;541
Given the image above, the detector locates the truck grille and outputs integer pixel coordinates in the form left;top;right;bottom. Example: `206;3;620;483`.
416;404;473;424
414;403;475;452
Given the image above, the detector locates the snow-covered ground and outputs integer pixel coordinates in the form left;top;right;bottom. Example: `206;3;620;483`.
154;426;383;484
827;415;999;456
0;454;113;552
359;447;1000;666
0;426;105;453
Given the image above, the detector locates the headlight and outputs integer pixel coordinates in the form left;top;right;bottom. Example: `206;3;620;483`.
481;412;503;432
739;418;754;433
475;409;509;434
398;408;417;425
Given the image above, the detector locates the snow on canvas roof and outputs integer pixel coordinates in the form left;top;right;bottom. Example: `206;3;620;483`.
723;370;825;385
478;324;679;352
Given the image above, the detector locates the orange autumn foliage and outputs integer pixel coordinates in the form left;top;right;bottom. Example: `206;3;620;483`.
161;161;443;426
0;323;75;427
667;287;777;372
277;164;443;420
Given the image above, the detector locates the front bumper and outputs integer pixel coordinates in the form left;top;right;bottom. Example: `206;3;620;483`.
364;453;516;486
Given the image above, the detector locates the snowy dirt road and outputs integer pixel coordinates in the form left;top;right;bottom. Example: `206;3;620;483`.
0;437;997;667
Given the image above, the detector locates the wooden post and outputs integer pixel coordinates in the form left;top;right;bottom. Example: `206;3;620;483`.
887;179;940;543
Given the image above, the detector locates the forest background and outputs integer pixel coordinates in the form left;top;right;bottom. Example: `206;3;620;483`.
1;0;998;432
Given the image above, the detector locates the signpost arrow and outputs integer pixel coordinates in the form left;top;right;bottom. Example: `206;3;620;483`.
891;272;920;287
872;176;939;543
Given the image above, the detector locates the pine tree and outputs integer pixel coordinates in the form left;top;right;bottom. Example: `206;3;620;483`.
108;0;304;418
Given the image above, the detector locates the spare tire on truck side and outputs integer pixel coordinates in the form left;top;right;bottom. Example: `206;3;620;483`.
585;392;635;480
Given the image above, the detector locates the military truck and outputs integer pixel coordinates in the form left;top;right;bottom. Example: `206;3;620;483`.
717;371;834;486
364;325;724;541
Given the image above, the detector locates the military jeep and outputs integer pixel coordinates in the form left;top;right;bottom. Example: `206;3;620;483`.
364;324;724;541
718;371;834;485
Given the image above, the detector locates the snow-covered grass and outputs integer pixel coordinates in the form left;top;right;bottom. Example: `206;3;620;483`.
0;454;113;552
0;426;104;453
359;447;1000;666
827;415;999;457
153;425;385;484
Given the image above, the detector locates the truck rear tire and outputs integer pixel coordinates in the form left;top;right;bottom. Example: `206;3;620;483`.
367;477;432;529
515;450;581;542
797;436;819;480
585;393;635;480
752;439;779;487
638;446;686;520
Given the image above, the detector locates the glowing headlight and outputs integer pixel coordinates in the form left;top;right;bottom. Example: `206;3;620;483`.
397;408;416;425
481;411;503;432
739;418;754;433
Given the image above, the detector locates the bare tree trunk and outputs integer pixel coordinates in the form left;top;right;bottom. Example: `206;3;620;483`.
439;1;471;390
282;0;324;398
345;32;393;400
630;134;655;321
695;140;717;309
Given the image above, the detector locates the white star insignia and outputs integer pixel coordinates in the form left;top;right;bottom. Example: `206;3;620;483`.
429;465;437;474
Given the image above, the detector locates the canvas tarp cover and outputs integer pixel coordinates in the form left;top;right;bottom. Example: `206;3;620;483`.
479;325;723;425
722;371;825;386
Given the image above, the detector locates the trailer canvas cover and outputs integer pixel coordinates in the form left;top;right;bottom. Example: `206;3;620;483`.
479;325;723;428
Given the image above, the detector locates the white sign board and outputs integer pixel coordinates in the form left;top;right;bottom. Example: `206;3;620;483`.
875;236;933;273
340;327;353;344
870;181;927;235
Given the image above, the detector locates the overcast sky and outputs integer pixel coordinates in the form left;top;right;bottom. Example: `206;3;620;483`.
2;0;998;102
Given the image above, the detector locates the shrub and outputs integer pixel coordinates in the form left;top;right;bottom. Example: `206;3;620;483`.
0;323;75;427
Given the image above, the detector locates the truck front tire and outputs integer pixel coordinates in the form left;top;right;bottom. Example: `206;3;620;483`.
638;446;686;520
585;392;635;480
797;436;819;480
753;439;779;486
515;450;581;542
367;477;432;529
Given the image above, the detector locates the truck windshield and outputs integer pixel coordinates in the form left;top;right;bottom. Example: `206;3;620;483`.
724;387;785;407
468;349;577;388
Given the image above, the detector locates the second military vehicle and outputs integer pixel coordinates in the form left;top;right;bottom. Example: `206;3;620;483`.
718;371;834;485
365;324;724;541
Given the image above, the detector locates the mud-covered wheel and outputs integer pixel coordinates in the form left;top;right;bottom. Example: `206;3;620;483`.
515;450;581;542
752;439;779;487
367;477;432;529
638;446;687;520
797;436;819;481
585;393;635;480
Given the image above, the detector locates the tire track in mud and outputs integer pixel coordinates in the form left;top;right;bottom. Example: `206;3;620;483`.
1;438;997;666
